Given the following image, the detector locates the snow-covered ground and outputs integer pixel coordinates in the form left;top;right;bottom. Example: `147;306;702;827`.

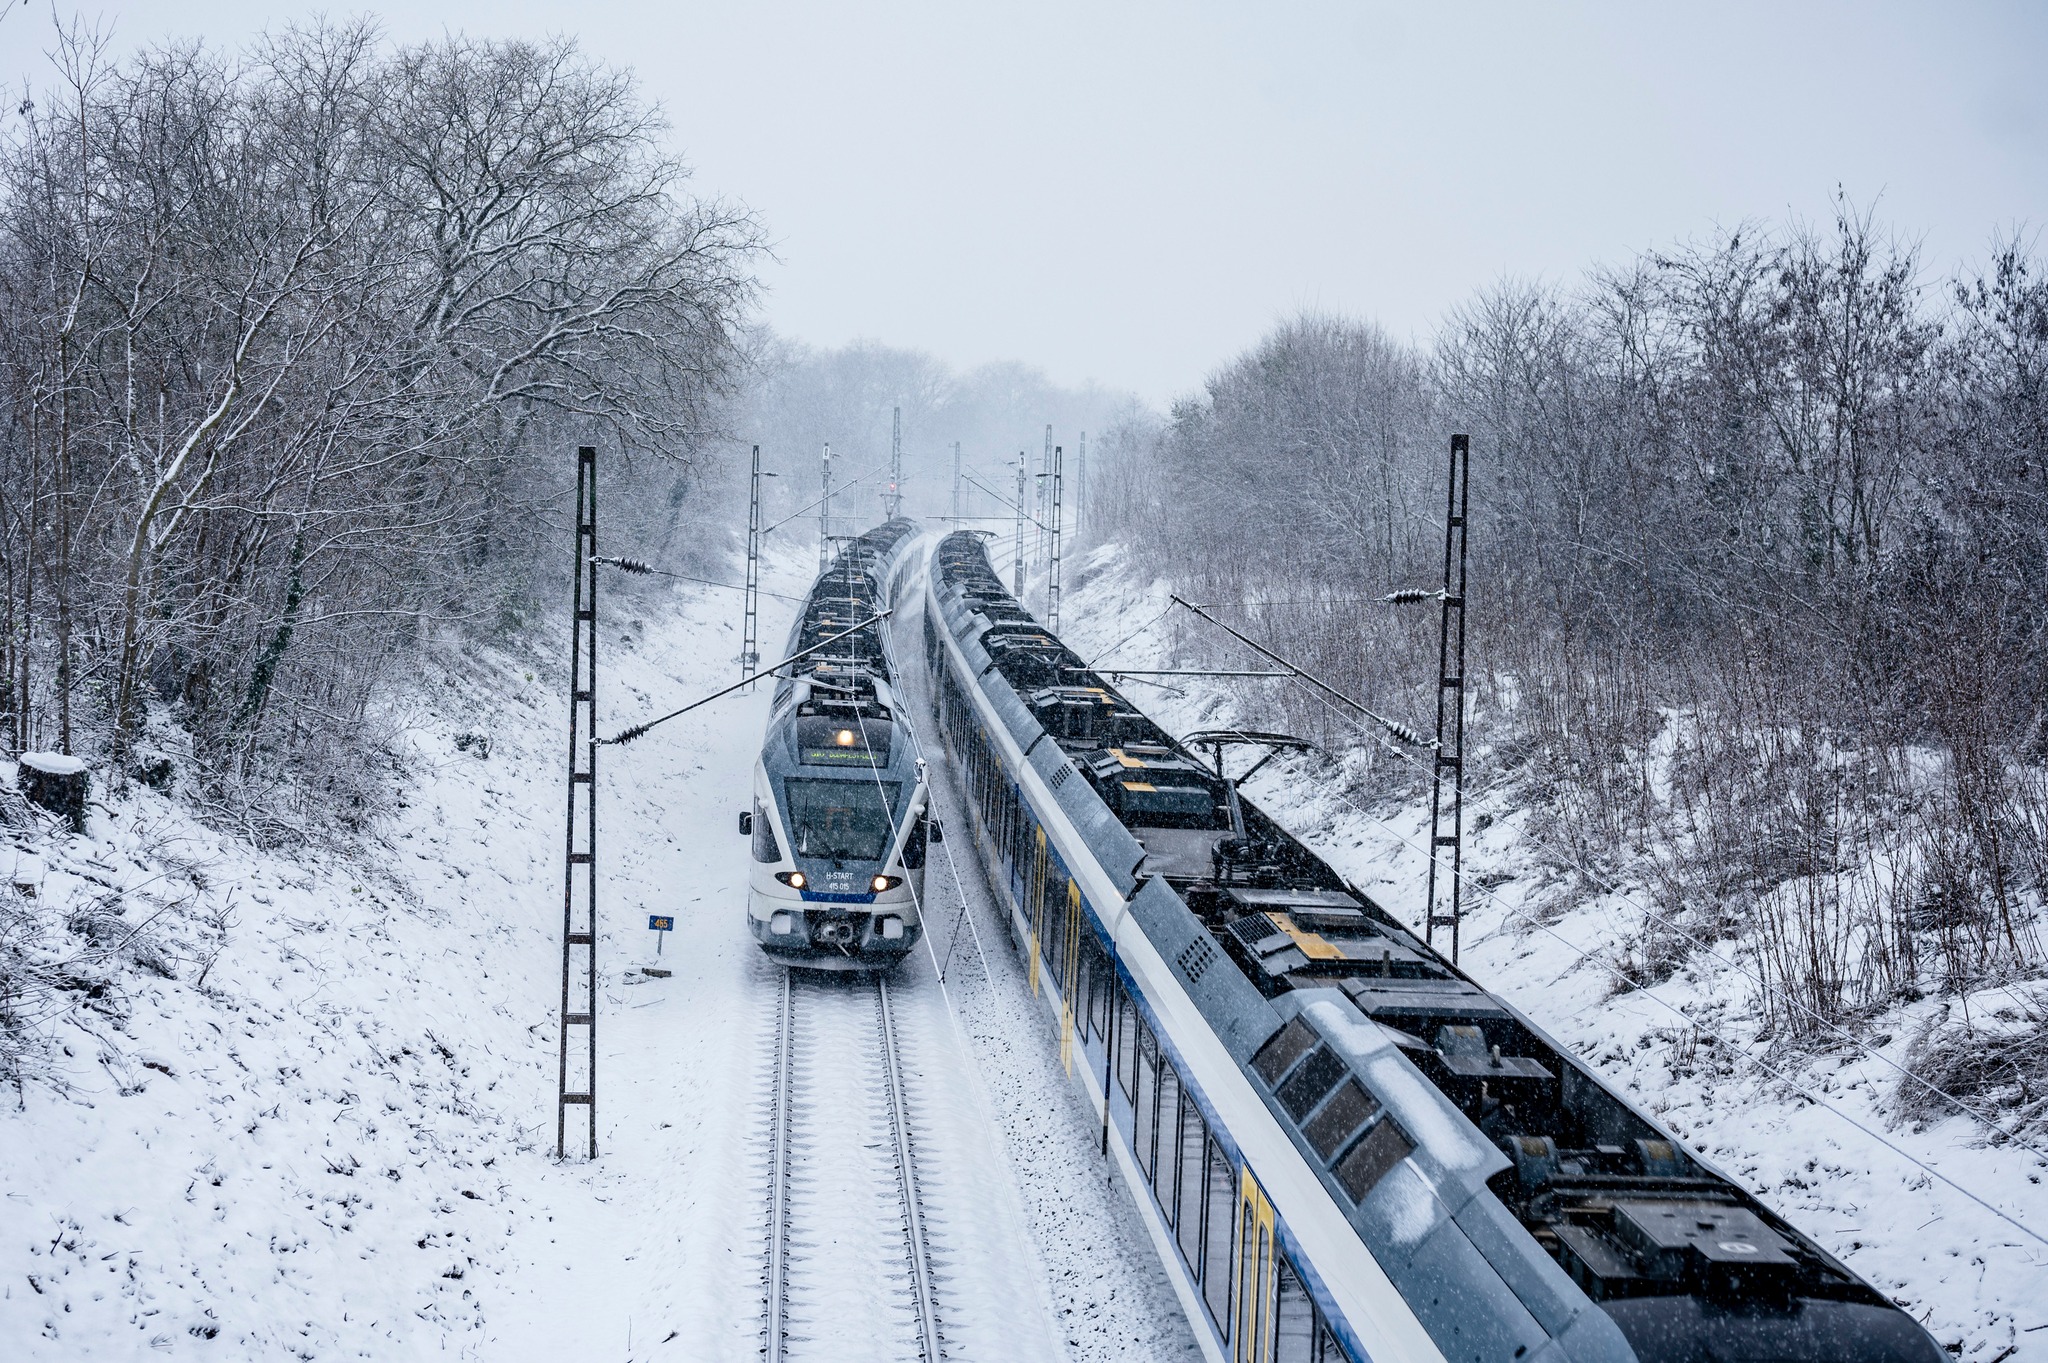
1045;541;2048;1363
0;541;1192;1361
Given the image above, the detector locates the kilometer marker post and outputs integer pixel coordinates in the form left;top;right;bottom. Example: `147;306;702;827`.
645;913;674;978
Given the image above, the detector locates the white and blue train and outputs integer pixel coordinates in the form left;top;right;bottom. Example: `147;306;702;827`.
743;519;935;970
915;530;1944;1363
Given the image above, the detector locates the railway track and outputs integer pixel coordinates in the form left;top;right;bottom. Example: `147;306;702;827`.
764;970;942;1363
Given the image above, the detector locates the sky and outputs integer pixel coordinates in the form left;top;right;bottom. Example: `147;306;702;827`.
2;1;2044;405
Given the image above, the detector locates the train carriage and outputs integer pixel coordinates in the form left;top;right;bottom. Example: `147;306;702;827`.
912;530;1943;1363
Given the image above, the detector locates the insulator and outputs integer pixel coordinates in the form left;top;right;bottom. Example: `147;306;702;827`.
596;556;654;574
1380;718;1429;747
604;722;651;746
1385;588;1436;605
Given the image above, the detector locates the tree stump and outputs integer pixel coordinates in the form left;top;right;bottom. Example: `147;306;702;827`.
19;752;89;832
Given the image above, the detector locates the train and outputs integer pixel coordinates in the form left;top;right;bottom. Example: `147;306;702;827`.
743;519;935;970
912;530;1944;1363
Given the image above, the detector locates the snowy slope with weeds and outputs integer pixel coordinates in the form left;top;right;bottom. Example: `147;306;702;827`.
1050;541;2048;1363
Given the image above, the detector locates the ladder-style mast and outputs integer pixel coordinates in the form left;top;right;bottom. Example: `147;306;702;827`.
818;442;833;573
1048;445;1064;630
1012;453;1026;597
1038;424;1053;566
743;444;763;684
887;407;903;518
558;445;600;1159
1424;433;1472;963
1075;430;1086;539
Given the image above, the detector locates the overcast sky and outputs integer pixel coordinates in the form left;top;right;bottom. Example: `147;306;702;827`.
3;1;2043;404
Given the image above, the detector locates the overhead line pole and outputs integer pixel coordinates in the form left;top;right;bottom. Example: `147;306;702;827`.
1038;425;1052;566
1424;434;1473;962
1075;430;1086;539
951;441;961;524
743;446;775;686
888;407;903;518
1048;445;1064;630
1012;453;1027;597
557;445;600;1160
818;442;833;573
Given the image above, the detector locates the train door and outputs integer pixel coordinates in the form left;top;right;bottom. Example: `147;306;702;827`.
1234;1168;1278;1363
1028;827;1048;995
1059;879;1082;1073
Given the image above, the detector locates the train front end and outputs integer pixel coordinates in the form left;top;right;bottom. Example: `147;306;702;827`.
746;689;929;968
743;518;929;971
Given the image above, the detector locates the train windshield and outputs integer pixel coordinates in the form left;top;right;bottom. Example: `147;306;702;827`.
783;778;902;862
794;715;892;767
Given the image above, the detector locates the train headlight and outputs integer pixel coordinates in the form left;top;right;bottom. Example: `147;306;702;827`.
871;874;902;893
770;911;796;935
776;871;807;889
879;916;905;940
835;729;856;746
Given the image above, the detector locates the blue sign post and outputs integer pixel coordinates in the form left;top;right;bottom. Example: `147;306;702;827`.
645;914;674;977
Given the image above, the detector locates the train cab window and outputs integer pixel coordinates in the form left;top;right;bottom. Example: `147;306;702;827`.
1276;1046;1348;1122
751;800;781;863
1252;1019;1318;1086
794;715;892;766
783;780;901;861
1201;1135;1235;1335
1303;1080;1380;1161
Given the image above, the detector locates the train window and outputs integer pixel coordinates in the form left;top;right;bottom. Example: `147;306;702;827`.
751;800;781;863
1201;1135;1234;1336
1303;1080;1380;1161
1115;984;1138;1100
1252;1019;1319;1086
1275;1256;1316;1363
1276;1046;1348;1122
1079;933;1107;1041
1174;1096;1207;1271
1155;1060;1182;1205
1334;1117;1414;1204
794;715;892;766
1133;1022;1159;1180
1090;947;1111;1041
900;811;928;870
783;780;902;861
1315;1318;1346;1363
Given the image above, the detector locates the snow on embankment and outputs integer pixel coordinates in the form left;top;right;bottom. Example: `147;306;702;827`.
2;543;1166;1363
1049;542;2048;1363
0;571;776;1358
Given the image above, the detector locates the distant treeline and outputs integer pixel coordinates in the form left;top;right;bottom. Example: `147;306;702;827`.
1091;203;2047;1041
0;22;760;826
